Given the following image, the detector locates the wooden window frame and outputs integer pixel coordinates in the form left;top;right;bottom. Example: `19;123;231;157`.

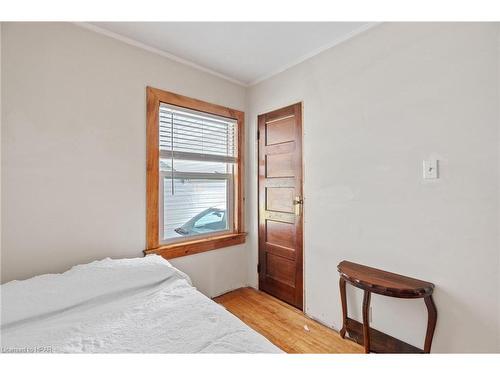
144;87;245;259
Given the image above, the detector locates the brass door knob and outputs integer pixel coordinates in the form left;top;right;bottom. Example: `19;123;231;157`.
293;196;303;216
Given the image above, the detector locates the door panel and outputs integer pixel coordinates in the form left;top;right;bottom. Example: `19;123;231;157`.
266;253;296;287
266;220;295;249
266;187;295;213
266;153;295;178
265;116;296;145
258;103;303;310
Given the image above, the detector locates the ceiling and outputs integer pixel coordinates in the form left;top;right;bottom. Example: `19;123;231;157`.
87;22;375;86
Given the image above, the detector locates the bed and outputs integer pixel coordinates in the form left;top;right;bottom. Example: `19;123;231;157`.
0;255;282;353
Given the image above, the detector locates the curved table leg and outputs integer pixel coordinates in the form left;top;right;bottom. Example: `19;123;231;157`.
362;290;371;353
423;295;437;353
339;278;347;338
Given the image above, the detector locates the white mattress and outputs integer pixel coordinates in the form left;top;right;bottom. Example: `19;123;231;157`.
0;255;282;353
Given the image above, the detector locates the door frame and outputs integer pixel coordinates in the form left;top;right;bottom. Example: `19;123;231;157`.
256;101;305;310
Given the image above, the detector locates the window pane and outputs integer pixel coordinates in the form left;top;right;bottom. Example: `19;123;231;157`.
162;178;229;240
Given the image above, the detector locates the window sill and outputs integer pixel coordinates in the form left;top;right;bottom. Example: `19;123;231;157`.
143;232;247;260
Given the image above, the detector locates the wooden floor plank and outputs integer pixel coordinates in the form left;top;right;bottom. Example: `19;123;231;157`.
214;287;363;354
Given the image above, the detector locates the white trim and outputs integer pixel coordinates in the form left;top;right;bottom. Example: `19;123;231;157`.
161;171;233;180
75;22;380;88
248;22;381;86
74;22;247;87
160;150;237;164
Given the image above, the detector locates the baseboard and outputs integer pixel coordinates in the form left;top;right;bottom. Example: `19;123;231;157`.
345;318;424;354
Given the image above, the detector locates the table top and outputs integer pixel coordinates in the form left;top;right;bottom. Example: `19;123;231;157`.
337;260;434;298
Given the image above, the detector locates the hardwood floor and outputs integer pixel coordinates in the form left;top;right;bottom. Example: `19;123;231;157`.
214;287;363;354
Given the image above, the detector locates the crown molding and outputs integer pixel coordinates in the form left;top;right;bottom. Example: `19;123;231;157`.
248;22;381;86
74;22;248;87
75;22;380;88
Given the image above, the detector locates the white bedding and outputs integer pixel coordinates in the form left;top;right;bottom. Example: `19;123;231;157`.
0;256;281;353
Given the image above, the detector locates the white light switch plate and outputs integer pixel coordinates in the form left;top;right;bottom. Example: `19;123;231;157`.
423;159;439;179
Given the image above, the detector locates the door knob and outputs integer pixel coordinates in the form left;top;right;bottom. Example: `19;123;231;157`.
293;196;303;216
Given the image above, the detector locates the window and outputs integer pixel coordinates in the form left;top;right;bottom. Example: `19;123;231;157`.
145;87;245;259
160;104;235;241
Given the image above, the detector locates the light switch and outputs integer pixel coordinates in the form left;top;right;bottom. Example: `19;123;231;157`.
423;159;439;179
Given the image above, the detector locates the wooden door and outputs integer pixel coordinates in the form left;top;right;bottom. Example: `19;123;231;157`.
258;103;303;310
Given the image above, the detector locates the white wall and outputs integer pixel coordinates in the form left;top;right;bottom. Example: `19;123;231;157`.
497;32;500;352
247;23;500;352
0;23;2;283
0;22;248;297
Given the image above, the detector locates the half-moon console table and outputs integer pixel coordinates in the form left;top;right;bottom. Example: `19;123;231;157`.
337;260;437;354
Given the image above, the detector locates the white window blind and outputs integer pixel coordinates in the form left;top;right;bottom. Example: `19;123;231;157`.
159;104;236;162
159;103;237;242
